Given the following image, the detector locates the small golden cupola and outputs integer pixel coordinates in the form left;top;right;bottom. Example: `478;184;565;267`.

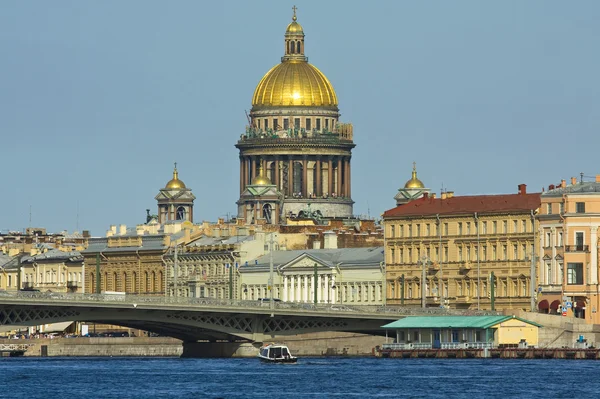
165;163;186;189
251;166;272;186
404;162;425;189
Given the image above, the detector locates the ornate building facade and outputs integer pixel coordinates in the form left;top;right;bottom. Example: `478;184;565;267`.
383;175;541;311
537;175;600;323
236;10;355;222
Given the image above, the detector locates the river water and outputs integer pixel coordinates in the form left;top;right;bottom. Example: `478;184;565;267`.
0;357;597;398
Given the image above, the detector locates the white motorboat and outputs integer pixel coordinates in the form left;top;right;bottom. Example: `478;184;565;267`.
258;343;297;363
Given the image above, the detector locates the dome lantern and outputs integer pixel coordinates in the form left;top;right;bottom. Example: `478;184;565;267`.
283;5;306;61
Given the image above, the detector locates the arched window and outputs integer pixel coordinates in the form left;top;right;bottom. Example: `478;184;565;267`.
296;41;301;53
113;272;118;291
263;203;273;224
144;271;149;293
288;41;293;54
158;271;163;293
90;273;95;293
151;271;156;293
176;206;186;220
132;272;137;294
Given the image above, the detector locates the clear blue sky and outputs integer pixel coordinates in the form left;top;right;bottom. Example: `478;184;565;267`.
2;1;599;236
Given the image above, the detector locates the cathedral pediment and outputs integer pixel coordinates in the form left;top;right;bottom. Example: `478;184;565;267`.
242;185;281;198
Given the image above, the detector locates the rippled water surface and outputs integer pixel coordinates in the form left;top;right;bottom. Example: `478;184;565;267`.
1;357;599;398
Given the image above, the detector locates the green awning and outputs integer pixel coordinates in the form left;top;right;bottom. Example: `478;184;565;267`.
382;315;542;329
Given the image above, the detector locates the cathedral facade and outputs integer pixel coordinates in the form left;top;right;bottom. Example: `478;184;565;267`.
236;10;355;224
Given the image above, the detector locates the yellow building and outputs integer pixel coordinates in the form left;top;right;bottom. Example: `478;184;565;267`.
383;168;541;311
537;175;600;324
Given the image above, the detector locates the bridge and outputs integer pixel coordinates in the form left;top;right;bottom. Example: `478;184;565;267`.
0;292;498;356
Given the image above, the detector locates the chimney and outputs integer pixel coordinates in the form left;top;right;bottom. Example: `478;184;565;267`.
549;184;555;190
312;240;321;249
423;192;429;199
431;193;437;199
571;177;577;185
441;192;447;200
561;179;566;188
446;191;454;199
110;225;117;235
323;231;338;249
218;217;224;225
119;224;127;236
82;230;90;238
518;184;527;195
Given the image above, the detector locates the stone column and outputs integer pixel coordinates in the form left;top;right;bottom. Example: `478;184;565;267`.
317;274;322;303
261;158;266;174
297;275;301;302
330;275;335;304
592;227;598;284
283;276;288;302
347;157;351;198
288;157;294;197
302;156;308;198
327;157;333;196
337;156;343;197
316;157;322;197
251;156;256;182
274;157;280;191
289;276;294;302
323;274;329;303
239;156;244;194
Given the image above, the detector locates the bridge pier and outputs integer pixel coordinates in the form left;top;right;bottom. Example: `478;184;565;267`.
181;342;260;358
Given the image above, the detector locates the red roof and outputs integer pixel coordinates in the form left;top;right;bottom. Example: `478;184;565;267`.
383;193;541;218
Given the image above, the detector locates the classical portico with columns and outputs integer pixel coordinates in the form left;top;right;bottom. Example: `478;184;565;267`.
239;246;385;305
236;9;355;220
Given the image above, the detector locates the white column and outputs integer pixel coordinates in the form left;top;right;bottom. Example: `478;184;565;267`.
323;274;329;303
303;275;309;302
317;275;322;303
283;276;288;302
591;227;598;284
297;275;301;302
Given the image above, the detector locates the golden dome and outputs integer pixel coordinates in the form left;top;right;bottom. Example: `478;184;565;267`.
404;162;425;189
252;62;337;107
286;21;304;34
165;163;186;189
251;167;272;186
251;7;337;108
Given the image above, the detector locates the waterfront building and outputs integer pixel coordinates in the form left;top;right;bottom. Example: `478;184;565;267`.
19;249;84;293
0;228;88;257
240;241;385;305
537;175;600;323
382;315;541;348
383;170;541;311
236;9;355;221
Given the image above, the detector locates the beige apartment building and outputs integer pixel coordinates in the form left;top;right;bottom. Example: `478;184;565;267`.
383;182;541;311
537;176;600;323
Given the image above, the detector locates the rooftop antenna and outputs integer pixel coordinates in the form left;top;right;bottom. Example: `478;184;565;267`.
581;172;584;183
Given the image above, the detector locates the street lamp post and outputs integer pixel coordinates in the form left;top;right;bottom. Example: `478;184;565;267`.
420;255;429;308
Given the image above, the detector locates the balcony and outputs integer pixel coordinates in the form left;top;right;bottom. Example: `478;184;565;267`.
565;245;589;253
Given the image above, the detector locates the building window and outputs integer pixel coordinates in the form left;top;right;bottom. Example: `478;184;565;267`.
257;119;261;129
426;247;431;259
482;246;487;261
547;203;552;215
273;118;279;130
416;224;421;236
545;232;551;248
503;245;507;260
513;220;518;233
466;246;471;261
316;118;321;130
390;248;395;263
482;221;487;234
558;232;563;247
294;118;300;129
306;118;311;130
567;263;584;285
264;119;268;130
444;223;448;235
503;221;508;233
444;247;448;262
466;222;471;235
399;225;404;237
426;224;431;236
513;244;518;260
522;220;527;233
436;222;440;236
559;202;565;214
390;225;395;238
522;244;527;259
458;222;463;235
408;248;412;263
575;232;584;251
458;247;463;262
493;221;497;234
576;202;585;213
325;118;329;130
492;245;497;260
409;225;413;237
283;118;289;130
546;262;552;284
399;248;404;263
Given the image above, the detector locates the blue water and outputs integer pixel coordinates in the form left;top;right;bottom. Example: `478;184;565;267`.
0;357;598;398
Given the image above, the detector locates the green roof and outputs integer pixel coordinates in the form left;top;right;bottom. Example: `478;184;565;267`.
381;315;542;329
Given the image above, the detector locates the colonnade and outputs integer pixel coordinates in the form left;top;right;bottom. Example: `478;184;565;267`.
282;274;335;303
239;155;351;199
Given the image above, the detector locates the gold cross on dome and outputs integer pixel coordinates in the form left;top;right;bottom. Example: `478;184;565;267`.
413;161;417;171
292;5;298;21
174;162;178;170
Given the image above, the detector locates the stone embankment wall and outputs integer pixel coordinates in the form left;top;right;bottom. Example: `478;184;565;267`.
6;337;184;357
506;310;600;347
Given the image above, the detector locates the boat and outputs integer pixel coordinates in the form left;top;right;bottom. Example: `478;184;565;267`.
258;343;297;363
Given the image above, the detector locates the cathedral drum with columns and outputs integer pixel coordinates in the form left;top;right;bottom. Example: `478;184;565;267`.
236;9;355;223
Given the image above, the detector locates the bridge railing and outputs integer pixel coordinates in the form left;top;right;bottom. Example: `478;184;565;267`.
4;291;501;316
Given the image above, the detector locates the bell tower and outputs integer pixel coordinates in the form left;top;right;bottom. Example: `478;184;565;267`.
155;163;196;224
